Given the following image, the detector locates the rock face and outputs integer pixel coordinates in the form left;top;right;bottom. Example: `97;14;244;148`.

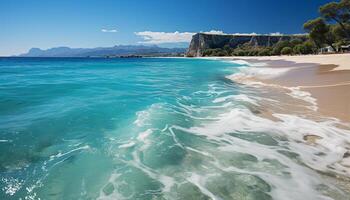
186;33;308;57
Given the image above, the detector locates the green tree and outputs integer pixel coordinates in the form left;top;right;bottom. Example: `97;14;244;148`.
232;49;248;56
319;0;350;39
331;23;350;42
223;44;232;55
290;38;303;46
272;40;291;55
293;41;314;54
202;49;214;56
258;48;272;56
293;44;305;54
212;48;229;56
303;18;336;50
303;40;317;54
281;47;293;55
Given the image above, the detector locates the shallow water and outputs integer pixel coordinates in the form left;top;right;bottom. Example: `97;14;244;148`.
0;57;349;200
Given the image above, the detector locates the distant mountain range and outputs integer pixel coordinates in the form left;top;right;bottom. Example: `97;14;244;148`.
18;45;187;57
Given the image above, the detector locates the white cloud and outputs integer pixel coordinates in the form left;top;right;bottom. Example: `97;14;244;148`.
269;32;282;36
202;30;225;35
135;31;195;44
231;32;258;36
291;33;308;36
101;29;118;33
135;30;226;44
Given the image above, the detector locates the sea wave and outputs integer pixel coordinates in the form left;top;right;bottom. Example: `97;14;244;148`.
98;76;350;200
3;58;348;199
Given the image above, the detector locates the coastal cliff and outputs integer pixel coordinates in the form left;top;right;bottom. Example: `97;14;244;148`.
186;33;308;57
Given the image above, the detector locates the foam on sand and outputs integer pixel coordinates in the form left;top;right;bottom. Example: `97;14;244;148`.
226;54;350;122
227;67;319;112
227;65;291;80
229;59;267;67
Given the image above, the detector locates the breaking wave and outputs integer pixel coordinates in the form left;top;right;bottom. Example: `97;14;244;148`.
98;66;350;200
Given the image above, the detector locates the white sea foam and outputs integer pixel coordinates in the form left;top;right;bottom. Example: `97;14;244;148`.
212;95;236;103
100;69;349;199
118;141;136;148
226;66;319;111
233;94;259;105
187;173;220;200
229;66;291;80
137;129;152;141
229;59;267;67
178;107;350;176
49;145;90;161
134;104;163;127
1;177;23;196
134;110;151;127
168;105;350;199
288;87;318;111
213;94;259;106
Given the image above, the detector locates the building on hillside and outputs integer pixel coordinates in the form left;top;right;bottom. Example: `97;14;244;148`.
319;46;335;54
339;45;350;52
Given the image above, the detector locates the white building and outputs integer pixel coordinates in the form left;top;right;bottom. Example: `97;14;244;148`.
319;46;335;53
339;44;350;52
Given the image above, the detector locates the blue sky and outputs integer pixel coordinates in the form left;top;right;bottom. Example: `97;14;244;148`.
1;0;331;56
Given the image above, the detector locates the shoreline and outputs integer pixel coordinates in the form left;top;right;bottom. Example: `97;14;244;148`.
216;54;350;123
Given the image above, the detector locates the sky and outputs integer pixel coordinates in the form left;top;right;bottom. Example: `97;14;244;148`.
0;0;332;56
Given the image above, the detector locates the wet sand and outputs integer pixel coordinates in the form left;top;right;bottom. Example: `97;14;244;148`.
224;54;350;122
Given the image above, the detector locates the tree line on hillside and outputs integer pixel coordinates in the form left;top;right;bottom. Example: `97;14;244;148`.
202;39;317;56
202;0;349;57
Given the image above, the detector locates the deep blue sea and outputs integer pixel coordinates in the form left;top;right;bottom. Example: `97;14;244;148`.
0;57;349;200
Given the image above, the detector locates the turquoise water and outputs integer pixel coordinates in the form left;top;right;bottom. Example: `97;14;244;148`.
0;58;349;200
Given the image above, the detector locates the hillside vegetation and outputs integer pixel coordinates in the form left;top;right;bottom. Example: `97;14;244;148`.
201;0;349;57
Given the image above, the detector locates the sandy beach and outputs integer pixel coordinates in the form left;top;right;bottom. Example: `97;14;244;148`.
224;54;350;122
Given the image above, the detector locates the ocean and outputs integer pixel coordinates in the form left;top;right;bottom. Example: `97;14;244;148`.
0;57;349;199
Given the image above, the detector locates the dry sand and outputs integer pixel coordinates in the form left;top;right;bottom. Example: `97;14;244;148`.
224;54;350;122
230;54;350;71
